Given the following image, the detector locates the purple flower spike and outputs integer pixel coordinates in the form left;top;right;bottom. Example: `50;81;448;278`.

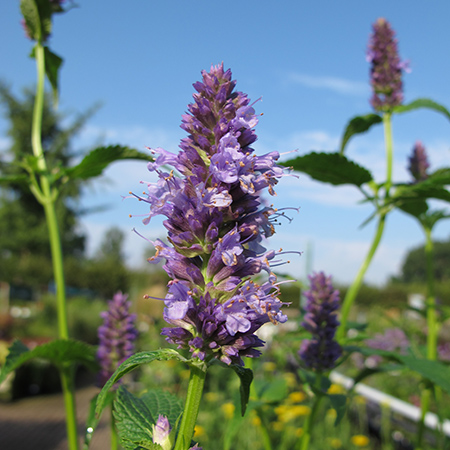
408;141;430;183
97;292;138;387
298;272;342;371
367;18;405;112
138;64;295;366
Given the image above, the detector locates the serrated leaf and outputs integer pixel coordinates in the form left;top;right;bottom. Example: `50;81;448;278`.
283;152;373;187
96;350;186;418
113;387;181;450
328;394;347;426
429;168;450;185
140;389;183;426
396;355;450;395
393;98;450;121
396;198;429;219
66;145;151;180
113;387;154;449
339;113;382;154
0;339;98;384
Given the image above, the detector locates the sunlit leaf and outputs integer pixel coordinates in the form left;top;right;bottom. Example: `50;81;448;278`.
393;98;450;121
96;350;186;418
0;339;98;384
283;152;373;187
66;145;151;180
339;113;382;154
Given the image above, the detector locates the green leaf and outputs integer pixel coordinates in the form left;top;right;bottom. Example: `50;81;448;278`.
328;394;347;426
257;377;288;403
429;168;450;185
393;98;450;121
396;198;429;219
396;355;450;395
66;145;151;180
229;364;253;416
283;152;373;187
210;360;253;416
113;387;181;450
96;350;186;418
43;47;63;106
20;0;40;41
0;339;98;384
139;389;183;426
339;113;382;154
351;363;405;387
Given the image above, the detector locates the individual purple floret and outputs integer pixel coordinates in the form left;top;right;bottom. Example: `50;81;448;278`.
137;64;294;366
408;141;430;183
152;415;172;450
152;415;202;450
298;272;342;371
96;292;138;387
367;18;405;112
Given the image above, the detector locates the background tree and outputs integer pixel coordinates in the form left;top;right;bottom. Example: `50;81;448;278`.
400;236;450;283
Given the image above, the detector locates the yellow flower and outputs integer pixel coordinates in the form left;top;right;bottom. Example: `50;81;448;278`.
262;361;277;372
275;404;311;422
194;425;205;438
288;391;306;403
354;395;366;405
204;392;219;403
329;438;342;448
283;372;297;388
251;415;261;427
221;402;235;419
328;383;345;395
326;408;337;420
272;421;284;432
351;435;370;447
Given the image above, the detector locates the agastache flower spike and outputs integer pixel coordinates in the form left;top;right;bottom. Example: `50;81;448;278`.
298;272;342;371
408;141;430;183
97;292;138;387
367;18;405;112
139;64;294;366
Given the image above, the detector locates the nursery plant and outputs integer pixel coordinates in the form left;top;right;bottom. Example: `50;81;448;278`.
2;3;450;450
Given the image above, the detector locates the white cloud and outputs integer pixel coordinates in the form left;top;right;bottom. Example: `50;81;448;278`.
287;73;369;96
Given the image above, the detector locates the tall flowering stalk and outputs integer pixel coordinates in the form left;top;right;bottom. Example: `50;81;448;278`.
97;292;137;450
367;17;404;113
298;272;342;450
406;142;440;448
338;18;405;340
136;63;292;449
408;141;430;183
97;292;138;387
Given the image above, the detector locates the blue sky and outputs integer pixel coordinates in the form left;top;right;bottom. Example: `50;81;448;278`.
1;1;450;285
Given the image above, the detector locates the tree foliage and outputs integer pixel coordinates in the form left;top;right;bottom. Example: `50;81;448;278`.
400;236;450;283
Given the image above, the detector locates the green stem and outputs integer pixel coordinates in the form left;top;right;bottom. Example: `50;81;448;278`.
298;381;323;450
174;365;207;450
33;42;77;450
417;226;439;449
337;112;393;340
337;214;386;340
60;366;79;450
